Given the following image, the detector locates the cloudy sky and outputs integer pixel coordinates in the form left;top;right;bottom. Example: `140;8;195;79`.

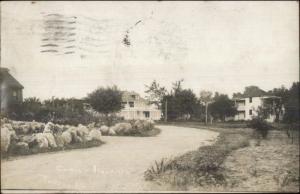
1;1;299;100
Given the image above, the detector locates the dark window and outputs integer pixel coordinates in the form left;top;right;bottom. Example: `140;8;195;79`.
143;111;150;118
129;102;134;107
12;90;18;100
131;95;136;99
249;109;252;115
249;97;252;103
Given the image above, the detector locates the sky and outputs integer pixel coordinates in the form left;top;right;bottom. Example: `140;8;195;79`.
1;1;299;100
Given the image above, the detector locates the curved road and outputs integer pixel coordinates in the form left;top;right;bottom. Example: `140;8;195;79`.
1;125;219;192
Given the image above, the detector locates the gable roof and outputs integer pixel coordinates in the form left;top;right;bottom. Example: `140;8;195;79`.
0;68;24;89
121;91;149;104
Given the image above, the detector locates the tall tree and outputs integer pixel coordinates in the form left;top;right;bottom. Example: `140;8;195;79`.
209;93;237;121
233;86;266;98
144;80;167;108
86;86;123;116
283;82;299;122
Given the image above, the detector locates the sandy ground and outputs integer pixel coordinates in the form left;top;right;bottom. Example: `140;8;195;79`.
1;125;219;192
223;131;299;192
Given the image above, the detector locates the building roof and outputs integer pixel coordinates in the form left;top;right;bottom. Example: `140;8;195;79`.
122;91;149;104
233;95;281;100
0;68;24;89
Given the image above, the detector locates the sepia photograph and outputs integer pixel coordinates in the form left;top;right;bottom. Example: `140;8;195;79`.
0;1;299;193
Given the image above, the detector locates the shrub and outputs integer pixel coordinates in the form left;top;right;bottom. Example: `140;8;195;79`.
247;117;273;139
144;132;250;187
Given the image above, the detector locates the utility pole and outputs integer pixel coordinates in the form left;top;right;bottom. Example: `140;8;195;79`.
205;102;208;124
164;98;168;122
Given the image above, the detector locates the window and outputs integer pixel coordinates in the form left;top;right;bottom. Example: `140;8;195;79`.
121;102;127;107
249;97;252;103
143;111;150;118
131;95;136;99
12;91;17;100
129;102;134;108
249;109;252;115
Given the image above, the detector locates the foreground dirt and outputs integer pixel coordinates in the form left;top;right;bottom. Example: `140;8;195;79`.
1;125;219;192
223;131;299;192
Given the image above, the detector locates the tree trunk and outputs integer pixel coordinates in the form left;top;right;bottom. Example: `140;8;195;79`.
205;103;208;124
164;99;168;122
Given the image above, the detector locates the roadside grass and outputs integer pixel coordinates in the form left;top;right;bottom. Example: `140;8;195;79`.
144;130;251;189
1;140;104;159
146;121;299;192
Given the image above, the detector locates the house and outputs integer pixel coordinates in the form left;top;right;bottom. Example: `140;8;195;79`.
118;91;162;120
0;68;24;113
231;95;284;122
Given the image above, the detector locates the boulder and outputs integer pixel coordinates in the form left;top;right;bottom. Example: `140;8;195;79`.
100;125;109;135
3;123;13;131
108;127;116;136
122;123;133;134
43;122;55;133
61;131;72;145
134;120;144;131
21;135;37;148
77;124;89;137
88;129;102;141
1;127;11;152
67;127;83;143
30;121;43;133
113;123;132;134
53;124;63;134
143;120;154;130
35;133;49;149
14;142;29;154
20;124;31;134
54;134;65;148
87;122;95;130
1;117;9;124
43;133;57;148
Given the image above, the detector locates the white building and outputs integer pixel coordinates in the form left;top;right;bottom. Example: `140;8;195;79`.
118;91;162;120
231;96;284;122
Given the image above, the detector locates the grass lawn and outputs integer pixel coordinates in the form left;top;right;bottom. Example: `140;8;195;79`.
145;121;299;192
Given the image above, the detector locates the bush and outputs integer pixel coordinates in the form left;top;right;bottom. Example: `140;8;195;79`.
247;117;273;139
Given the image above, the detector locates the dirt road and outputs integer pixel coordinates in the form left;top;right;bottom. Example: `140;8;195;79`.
1;125;219;192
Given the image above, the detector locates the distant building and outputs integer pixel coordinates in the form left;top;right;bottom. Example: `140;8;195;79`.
118;91;161;120
0;68;24;113
230;96;284;122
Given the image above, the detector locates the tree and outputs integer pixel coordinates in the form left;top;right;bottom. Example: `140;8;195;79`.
266;82;299;123
22;97;43;120
200;90;213;124
145;80;167;108
209;93;237;121
161;88;198;120
283;82;299;123
86;86;123;116
233;86;266;98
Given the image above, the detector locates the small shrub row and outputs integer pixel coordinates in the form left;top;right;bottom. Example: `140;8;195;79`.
144;133;250;187
247;117;273;139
